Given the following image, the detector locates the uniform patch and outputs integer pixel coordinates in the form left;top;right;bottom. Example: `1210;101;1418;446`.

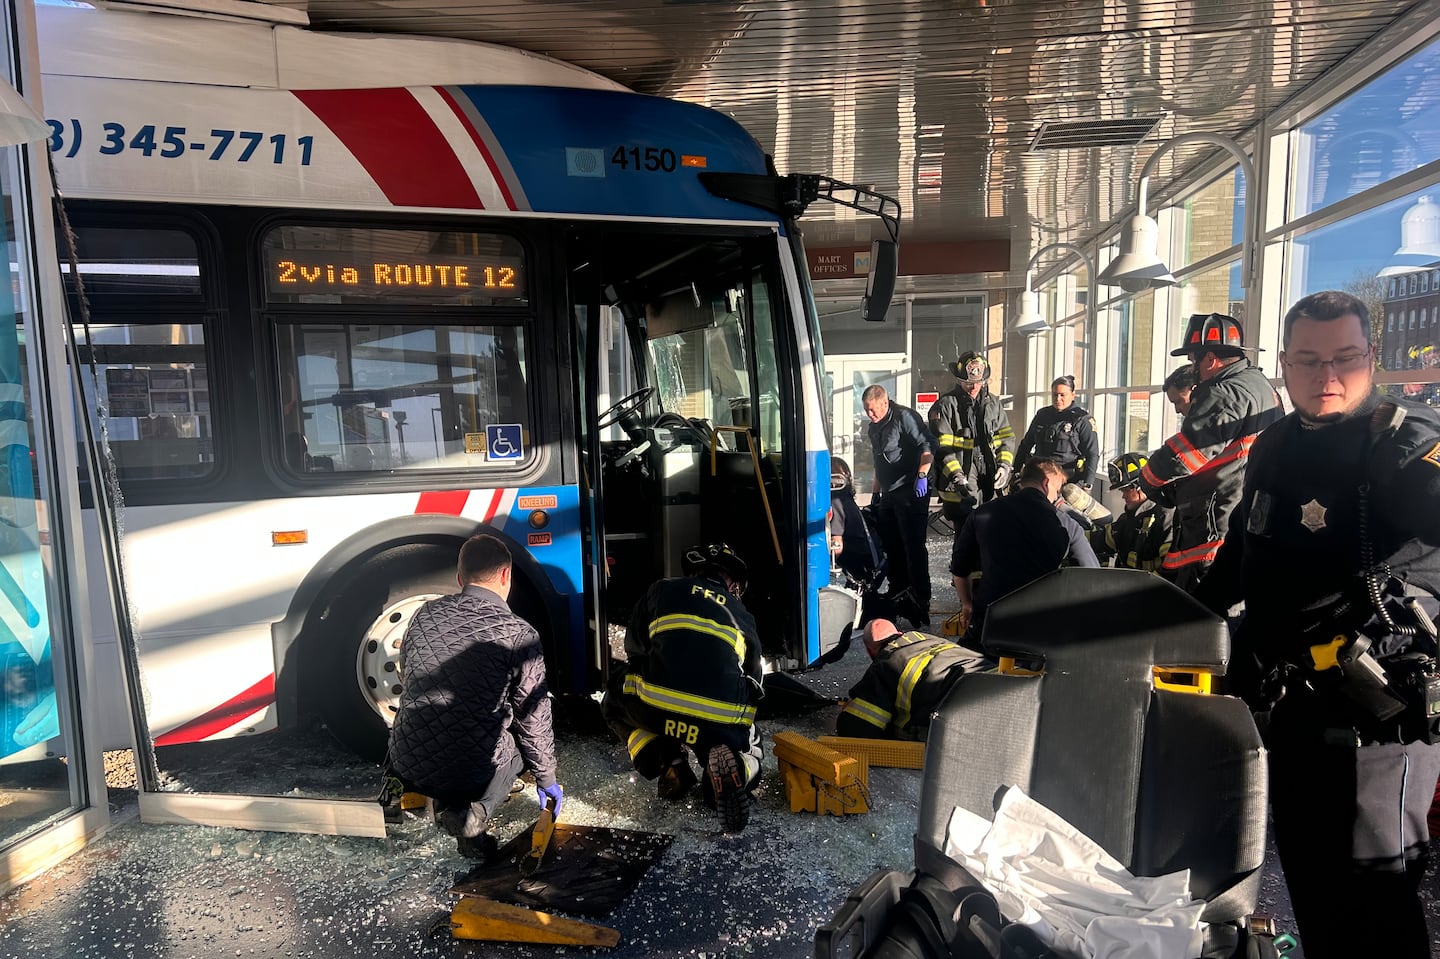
1422;441;1440;471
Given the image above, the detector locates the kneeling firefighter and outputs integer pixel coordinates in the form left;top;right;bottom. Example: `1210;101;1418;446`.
602;543;765;833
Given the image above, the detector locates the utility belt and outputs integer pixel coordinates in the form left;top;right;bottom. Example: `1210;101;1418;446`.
1269;597;1440;745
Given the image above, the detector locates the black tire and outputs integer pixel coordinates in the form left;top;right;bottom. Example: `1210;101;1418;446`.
310;544;456;762
307;541;554;763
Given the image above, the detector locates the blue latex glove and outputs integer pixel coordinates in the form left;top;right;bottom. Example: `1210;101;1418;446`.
537;782;564;818
913;476;928;498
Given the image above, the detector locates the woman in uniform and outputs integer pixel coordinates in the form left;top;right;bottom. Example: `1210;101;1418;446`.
1013;375;1100;487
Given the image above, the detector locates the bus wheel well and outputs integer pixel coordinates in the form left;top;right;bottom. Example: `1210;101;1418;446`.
294;534;555;762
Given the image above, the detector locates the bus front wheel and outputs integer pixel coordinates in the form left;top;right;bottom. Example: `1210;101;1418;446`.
311;545;457;763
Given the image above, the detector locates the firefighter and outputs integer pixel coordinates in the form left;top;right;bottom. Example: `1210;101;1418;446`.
602;543;764;832
928;350;1015;530
1014;375;1100;487
1196;291;1440;959
1137;313;1283;592
1096;452;1173;572
836;619;990;741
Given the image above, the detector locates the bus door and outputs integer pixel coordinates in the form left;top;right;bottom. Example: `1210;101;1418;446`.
567;226;802;664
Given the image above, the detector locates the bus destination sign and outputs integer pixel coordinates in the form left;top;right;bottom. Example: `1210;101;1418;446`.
265;253;525;301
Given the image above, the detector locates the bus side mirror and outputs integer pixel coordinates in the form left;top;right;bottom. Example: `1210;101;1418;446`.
862;239;898;322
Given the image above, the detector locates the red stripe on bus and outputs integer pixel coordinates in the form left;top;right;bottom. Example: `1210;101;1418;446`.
482;489;505;524
154;674;276;746
416;490;471;515
293;89;484;209
435;86;519;210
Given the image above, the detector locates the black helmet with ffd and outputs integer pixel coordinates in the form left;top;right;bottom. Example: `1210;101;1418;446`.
1107;452;1149;491
682;542;749;594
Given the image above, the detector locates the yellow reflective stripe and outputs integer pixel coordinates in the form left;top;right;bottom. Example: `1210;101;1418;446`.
842;697;891;730
942;460;962;475
937;433;961;445
994;426;1015;440
622;673;757;725
895;647;944;729
997;450;1014;465
627;729;658;761
651;613;746;666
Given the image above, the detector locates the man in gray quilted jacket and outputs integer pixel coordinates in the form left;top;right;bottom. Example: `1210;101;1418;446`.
387;533;563;859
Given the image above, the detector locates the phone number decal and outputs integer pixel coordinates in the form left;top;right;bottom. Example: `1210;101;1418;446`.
46;120;316;166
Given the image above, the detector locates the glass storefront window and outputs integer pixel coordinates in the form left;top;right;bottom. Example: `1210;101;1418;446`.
1171;167;1246;272
1284;186;1438;378
1292;36;1440;219
0;136;85;850
911;298;984;398
815;298;905;355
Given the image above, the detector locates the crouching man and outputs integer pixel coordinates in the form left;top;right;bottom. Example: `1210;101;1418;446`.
603;543;764;833
836;619;990;740
386;533;563;860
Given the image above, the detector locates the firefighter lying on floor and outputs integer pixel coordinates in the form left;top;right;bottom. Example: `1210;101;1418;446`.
835;619;992;741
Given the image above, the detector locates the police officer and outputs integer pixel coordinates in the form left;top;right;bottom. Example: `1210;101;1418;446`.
863;384;937;627
602;543;764;832
836;618;990;741
928;351;1015;529
1197;291;1440;959
1095;452;1173;572
1014;375;1099;487
950;458;1099;639
1138;313;1283;592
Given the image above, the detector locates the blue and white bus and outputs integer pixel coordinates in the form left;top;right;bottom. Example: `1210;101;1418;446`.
38;2;895;759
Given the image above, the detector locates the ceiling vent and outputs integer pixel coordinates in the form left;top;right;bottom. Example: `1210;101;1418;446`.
1029;116;1163;152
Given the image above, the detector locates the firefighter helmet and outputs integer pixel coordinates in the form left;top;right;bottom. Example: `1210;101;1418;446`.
1107;452;1148;491
950;351;990;383
1171;313;1252;358
682;542;749;593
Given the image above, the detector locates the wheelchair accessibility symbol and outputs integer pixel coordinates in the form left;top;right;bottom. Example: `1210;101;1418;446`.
485;424;523;462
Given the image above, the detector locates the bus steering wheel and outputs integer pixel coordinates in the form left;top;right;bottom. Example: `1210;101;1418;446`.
597;386;656;429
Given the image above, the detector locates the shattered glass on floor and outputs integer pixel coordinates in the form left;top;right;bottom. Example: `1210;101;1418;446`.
0;529;1436;957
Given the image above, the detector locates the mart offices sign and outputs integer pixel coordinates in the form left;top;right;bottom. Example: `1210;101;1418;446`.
805;240;1009;282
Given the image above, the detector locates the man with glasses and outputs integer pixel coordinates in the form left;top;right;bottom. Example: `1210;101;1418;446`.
1197;290;1440;959
1137;313;1283;592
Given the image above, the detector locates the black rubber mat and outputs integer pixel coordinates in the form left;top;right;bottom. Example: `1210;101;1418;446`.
449;822;673;918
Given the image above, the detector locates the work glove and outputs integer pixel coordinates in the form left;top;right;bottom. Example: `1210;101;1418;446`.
537;782;564;818
914;476;928;498
992;464;1012;490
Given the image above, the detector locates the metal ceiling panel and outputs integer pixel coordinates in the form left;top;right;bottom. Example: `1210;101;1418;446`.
287;0;1420;283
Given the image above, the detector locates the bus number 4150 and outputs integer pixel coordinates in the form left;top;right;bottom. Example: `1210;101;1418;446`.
610;145;677;173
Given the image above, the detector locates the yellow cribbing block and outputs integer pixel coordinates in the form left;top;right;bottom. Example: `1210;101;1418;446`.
817;736;925;770
941;612;964;637
399;792;430;811
450;896;621;947
1153;667;1214;694
997;656;1043;676
772;732;869;816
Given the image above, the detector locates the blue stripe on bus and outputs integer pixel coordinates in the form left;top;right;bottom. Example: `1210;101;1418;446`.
454;86;775;221
805;447;830;664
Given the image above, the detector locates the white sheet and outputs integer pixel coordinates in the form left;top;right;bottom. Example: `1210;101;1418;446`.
943;787;1206;959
